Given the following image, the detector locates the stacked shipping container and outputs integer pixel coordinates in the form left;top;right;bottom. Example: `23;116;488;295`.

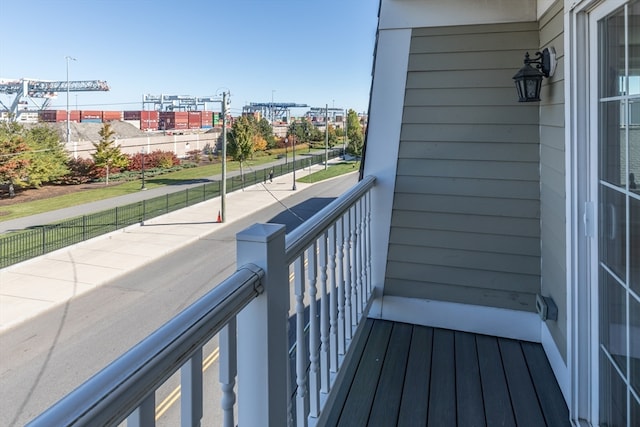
37;109;218;131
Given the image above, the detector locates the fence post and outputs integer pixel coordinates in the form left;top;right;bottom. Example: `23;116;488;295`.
115;207;119;229
236;223;289;426
41;226;46;256
83;216;87;241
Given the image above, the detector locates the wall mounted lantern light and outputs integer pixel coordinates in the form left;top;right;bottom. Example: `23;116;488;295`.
513;47;556;102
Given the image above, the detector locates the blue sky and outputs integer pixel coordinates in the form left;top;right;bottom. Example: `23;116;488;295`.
0;0;379;116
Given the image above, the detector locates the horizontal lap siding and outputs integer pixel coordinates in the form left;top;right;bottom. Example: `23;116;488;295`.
539;1;567;362
385;22;541;312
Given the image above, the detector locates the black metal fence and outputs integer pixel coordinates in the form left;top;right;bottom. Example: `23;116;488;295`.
0;150;341;269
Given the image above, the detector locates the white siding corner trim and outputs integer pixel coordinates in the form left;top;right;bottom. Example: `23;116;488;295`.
371;295;542;343
364;28;410;305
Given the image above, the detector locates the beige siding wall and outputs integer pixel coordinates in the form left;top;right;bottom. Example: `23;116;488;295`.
539;1;567;362
385;22;542;312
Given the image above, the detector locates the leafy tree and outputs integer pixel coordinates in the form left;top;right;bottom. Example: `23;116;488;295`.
92;123;128;184
346;109;364;156
0;121;69;189
23;125;69;187
327;125;340;147
227;116;255;183
256;118;276;149
0;122;30;188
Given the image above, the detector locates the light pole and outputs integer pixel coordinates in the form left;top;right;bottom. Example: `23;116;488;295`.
291;132;297;191
65;56;77;158
140;148;147;190
343;109;348;159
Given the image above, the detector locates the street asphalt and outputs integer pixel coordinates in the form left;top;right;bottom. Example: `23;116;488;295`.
0;159;348;331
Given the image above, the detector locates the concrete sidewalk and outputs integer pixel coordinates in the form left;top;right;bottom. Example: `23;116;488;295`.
0;164;332;332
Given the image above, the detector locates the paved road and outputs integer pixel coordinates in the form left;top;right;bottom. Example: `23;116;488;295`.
0;173;357;427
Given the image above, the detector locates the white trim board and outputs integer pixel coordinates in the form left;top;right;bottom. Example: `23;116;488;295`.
542;321;571;405
371;295;541;342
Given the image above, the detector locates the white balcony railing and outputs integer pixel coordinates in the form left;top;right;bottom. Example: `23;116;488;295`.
28;175;376;427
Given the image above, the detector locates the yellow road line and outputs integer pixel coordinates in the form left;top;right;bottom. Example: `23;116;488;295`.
155;347;220;420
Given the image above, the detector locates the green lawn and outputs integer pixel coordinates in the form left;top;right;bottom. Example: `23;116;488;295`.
298;161;360;183
0;150;351;222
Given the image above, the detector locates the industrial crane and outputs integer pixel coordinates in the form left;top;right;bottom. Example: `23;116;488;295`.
0;78;110;120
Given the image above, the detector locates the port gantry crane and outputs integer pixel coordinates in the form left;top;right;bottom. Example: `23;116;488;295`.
0;78;110;119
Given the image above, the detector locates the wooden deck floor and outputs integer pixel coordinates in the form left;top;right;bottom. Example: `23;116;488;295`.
321;318;571;427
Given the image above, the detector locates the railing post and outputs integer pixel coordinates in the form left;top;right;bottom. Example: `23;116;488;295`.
236;223;289;426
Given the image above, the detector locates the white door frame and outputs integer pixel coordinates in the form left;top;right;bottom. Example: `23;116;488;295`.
567;0;630;425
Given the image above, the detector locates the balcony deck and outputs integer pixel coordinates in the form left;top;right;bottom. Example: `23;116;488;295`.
321;318;570;427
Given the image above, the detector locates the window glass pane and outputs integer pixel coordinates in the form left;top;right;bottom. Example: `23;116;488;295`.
632;393;640;427
631;295;640;396
630;1;640;95
632;100;640;191
600;100;627;187
600;8;627;98
600;271;628;373
632;196;640;294
600;354;628;426
600;186;628;280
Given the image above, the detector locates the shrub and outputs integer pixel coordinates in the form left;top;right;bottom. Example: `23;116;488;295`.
57;158;99;184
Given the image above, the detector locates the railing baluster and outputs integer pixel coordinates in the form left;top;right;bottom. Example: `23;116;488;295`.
220;319;237;427
328;224;338;375
319;232;330;393
127;394;155;427
181;347;203;427
307;242;320;418
343;210;353;341
349;205;358;335
366;192;373;297
337;216;346;355
294;255;309;427
357;199;364;319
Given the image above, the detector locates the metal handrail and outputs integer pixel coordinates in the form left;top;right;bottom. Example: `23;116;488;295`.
27;264;265;427
284;175;375;264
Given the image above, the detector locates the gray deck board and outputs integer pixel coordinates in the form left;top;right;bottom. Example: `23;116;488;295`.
455;331;486;427
397;326;433;426
323;319;570;427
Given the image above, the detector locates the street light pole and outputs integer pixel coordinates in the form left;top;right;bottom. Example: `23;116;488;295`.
140;148;147;190
324;103;329;170
221;91;229;222
292;132;297;191
65;56;76;158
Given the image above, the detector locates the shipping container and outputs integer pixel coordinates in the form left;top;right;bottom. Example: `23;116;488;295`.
141;110;159;131
159;111;188;130
39;110;80;122
102;111;123;121
81;118;102;123
201;111;213;128
123;110;141;120
80;110;103;121
188;111;201;129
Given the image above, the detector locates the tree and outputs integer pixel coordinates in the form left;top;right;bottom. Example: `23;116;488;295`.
0;121;69;189
23;125;69;187
92;123;128;185
227;116;255;184
346;109;364;156
0;122;30;189
256;117;276;149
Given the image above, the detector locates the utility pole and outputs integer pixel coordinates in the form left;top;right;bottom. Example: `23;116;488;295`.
324;104;329;170
221;91;229;222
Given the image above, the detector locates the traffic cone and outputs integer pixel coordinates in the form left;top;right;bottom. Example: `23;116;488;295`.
217;211;222;223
